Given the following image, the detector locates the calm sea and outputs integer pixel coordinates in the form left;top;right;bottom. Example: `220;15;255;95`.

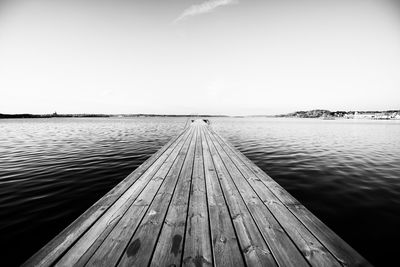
1;117;399;266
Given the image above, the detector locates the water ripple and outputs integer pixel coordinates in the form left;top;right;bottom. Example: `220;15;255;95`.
0;117;185;266
1;117;399;266
212;117;400;266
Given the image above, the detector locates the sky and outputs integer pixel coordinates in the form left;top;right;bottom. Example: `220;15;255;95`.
0;0;400;115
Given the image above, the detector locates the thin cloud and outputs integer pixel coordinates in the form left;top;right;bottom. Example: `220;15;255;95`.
174;0;237;23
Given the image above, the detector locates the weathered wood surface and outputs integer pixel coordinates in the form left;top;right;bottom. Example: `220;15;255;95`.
24;119;371;267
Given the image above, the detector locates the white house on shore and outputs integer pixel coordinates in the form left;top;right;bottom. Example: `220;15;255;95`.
345;112;399;119
353;112;375;119
353;112;395;120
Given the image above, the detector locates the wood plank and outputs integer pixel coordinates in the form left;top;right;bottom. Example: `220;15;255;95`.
23;126;190;267
55;127;194;266
209;127;372;267
204;127;284;267
207;128;341;267
81;126;195;267
200;125;244;267
181;125;213;267
26;120;370;267
148;125;199;266
116;121;198;266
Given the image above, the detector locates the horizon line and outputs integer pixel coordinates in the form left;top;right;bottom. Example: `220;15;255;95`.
1;108;400;118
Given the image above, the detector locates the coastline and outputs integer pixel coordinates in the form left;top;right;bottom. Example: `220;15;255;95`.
1;109;400;120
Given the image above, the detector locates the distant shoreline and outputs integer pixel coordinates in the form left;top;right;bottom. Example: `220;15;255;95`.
274;109;400;120
0;113;228;119
1;109;400;120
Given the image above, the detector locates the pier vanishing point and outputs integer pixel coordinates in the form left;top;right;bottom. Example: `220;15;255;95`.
25;120;371;267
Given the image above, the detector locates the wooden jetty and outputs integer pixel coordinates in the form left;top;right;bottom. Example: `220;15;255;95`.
24;119;371;266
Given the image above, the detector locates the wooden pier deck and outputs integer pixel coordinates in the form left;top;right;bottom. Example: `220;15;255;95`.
25;120;371;267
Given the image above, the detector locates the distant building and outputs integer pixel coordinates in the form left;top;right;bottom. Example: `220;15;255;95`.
353;111;394;120
374;114;391;120
344;114;354;119
353;112;375;119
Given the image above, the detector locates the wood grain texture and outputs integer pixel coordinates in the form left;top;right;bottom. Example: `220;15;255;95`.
23;127;190;267
25;120;370;267
209;127;372;267
203;127;278;267
117;125;196;266
84;127;195;267
207;128;340;267
182;125;213;267
200;126;245;267
56;127;194;267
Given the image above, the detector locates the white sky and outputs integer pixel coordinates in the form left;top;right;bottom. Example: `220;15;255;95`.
1;0;400;115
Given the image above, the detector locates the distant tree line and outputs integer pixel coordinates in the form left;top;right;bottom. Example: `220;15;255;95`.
0;113;227;119
0;113;111;119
